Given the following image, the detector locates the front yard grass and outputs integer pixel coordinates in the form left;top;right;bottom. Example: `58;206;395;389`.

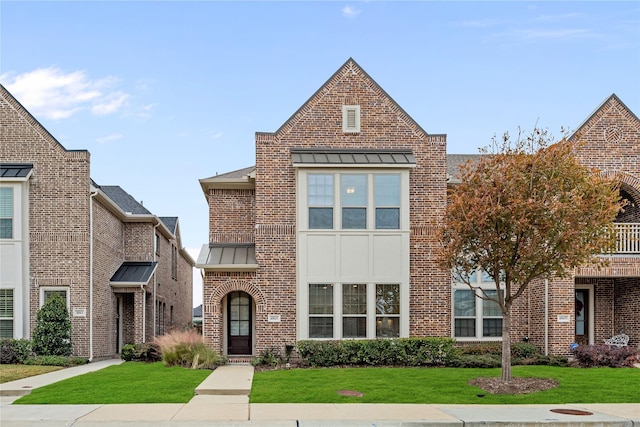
0;365;63;383
250;366;640;404
13;362;211;404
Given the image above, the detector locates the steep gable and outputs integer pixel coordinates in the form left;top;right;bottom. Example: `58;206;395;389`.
267;58;441;143
570;94;640;177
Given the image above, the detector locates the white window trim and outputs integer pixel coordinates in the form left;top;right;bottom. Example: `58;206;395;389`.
305;282;402;340
40;287;71;311
0;288;15;339
342;105;361;133
301;170;407;232
452;272;504;341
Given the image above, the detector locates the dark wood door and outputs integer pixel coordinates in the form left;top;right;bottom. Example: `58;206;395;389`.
227;291;252;355
575;289;589;345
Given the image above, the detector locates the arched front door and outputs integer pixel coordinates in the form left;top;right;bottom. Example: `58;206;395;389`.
227;291;252;355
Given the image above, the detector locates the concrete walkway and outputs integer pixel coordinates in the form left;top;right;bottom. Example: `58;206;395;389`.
1;359;639;426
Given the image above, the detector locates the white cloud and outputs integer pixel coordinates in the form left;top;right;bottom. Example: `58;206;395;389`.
342;5;361;18
92;91;130;116
96;133;124;144
0;66;130;120
212;131;223;139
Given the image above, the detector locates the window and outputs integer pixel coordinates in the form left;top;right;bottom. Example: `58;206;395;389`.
306;173;402;230
308;174;334;229
0;289;14;338
376;284;400;338
341;175;367;229
342;105;360;133
0;187;13;239
374;174;400;229
309;284;333;338
453;270;503;339
342;284;366;338
41;288;70;310
171;244;177;280
308;283;400;339
155;234;160;255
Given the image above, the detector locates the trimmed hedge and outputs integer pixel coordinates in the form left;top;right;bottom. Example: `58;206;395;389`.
297;337;457;367
0;338;33;364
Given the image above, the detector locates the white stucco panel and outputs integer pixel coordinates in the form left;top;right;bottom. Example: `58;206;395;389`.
373;234;403;279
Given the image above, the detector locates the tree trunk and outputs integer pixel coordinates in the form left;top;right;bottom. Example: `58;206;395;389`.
501;309;512;382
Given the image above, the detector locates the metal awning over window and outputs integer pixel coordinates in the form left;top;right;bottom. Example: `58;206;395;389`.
196;243;257;271
110;261;158;287
291;149;416;167
0;163;33;180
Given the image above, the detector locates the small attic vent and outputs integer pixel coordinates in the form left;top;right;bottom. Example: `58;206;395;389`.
342;105;360;133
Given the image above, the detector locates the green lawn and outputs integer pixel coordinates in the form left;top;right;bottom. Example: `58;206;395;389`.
251;366;640;404
14;362;211;404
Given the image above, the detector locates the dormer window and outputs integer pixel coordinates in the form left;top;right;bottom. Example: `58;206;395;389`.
342;105;360;133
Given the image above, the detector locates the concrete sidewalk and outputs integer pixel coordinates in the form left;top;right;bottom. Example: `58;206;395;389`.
1;360;639;426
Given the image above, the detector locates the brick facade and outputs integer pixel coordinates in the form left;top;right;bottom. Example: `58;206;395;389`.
199;61;638;358
0;84;194;358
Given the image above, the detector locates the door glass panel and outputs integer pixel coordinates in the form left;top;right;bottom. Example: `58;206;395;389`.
239;305;249;319
230;305;239;321
230;322;239;335
239;321;250;336
575;291;586;335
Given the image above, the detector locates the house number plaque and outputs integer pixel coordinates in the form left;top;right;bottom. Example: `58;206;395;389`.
267;314;281;322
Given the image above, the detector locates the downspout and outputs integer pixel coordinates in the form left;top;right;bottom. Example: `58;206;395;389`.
544;279;549;356
153;224;159;338
89;189;98;361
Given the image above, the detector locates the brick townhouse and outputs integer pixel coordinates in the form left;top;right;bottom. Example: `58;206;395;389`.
196;58;639;358
0;84;194;359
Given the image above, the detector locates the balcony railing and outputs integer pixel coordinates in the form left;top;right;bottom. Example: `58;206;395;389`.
615;223;640;254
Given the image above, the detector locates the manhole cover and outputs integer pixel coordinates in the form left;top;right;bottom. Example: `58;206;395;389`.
550;409;593;416
337;389;363;397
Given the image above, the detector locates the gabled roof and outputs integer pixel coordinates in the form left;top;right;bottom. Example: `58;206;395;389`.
199;166;256;192
159;217;178;234
270;58;437;140
570;94;640;141
98;185;152;215
0;84;88;158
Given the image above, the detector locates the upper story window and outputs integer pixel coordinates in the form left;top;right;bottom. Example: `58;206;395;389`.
308;174;334;229
452;269;503;339
0;187;14;239
306;172;401;231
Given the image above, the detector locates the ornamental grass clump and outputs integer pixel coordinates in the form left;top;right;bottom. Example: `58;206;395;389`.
154;329;224;369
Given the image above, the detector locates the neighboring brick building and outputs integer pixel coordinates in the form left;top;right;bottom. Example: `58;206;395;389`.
0;84;194;359
197;58;639;358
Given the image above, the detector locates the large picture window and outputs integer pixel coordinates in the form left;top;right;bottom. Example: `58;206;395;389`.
308;283;400;339
305;173;402;230
453;270;503;339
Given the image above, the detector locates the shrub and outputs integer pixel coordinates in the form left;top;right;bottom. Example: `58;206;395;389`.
0;338;33;364
32;294;72;357
251;348;282;367
24;355;87;367
120;343;162;362
297;337;457;367
155;329;224;369
511;342;540;358
573;344;639;367
448;354;501;368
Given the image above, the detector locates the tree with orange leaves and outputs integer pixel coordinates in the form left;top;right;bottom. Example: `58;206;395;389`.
438;128;621;382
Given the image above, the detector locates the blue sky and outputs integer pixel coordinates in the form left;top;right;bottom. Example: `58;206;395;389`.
2;1;639;307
